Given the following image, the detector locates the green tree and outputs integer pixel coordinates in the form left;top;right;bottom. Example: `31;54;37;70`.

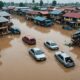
32;6;40;10
32;0;35;4
11;2;14;6
0;1;4;9
52;0;57;6
40;0;43;6
19;2;25;7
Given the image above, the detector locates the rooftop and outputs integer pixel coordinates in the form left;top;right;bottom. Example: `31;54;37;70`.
49;10;63;15
0;17;9;23
63;12;80;18
0;11;10;17
34;16;46;21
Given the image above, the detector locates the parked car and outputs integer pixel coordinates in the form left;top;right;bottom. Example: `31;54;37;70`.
9;27;21;34
55;51;75;68
44;41;59;50
33;16;53;27
62;25;73;30
22;35;36;45
29;48;46;61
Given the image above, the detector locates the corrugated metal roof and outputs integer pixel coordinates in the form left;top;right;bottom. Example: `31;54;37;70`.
49;10;63;15
34;16;46;21
0;11;10;17
63;12;80;18
39;11;49;15
0;17;9;23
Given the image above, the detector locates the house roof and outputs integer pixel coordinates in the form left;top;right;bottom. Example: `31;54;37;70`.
49;10;63;15
34;16;46;21
0;11;10;17
63;12;80;18
39;11;49;15
27;11;39;15
64;7;76;11
0;17;9;23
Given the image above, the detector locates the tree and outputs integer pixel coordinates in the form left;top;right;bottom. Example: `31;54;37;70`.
52;0;57;6
32;0;35;4
40;0;43;6
11;2;14;6
19;2;25;7
32;6;40;10
0;1;4;9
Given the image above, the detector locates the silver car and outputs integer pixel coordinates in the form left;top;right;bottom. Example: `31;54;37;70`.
29;48;46;61
55;51;75;68
44;41;59;50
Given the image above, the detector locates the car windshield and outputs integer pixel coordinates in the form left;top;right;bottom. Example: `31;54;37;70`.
45;20;51;23
30;39;35;41
65;57;73;63
51;43;56;46
35;50;43;55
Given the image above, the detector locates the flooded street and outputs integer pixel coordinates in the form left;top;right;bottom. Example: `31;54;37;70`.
0;15;80;80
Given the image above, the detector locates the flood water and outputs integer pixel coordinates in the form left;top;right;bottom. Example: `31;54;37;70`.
0;15;80;80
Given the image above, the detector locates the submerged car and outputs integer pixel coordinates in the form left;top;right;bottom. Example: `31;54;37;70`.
55;51;75;68
62;25;73;30
44;41;59;50
9;28;21;34
29;48;46;61
22;35;36;45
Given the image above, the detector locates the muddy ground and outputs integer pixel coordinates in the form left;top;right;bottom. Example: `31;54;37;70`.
0;15;80;80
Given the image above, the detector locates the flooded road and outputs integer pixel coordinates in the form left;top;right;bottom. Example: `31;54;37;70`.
0;15;80;80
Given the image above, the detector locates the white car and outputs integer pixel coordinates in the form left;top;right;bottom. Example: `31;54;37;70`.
44;41;59;50
55;51;75;68
29;48;46;61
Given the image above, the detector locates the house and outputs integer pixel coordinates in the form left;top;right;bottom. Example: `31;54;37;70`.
14;7;30;15
33;16;53;27
38;11;49;16
26;10;39;20
0;17;9;35
0;11;11;20
49;10;65;23
64;7;76;13
63;12;80;28
26;10;49;20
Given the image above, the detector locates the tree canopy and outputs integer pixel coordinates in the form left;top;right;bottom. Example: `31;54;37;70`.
52;0;57;6
32;0;35;4
40;0;44;6
0;1;4;9
19;2;25;7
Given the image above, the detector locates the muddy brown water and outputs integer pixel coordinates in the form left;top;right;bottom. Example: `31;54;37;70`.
0;15;80;80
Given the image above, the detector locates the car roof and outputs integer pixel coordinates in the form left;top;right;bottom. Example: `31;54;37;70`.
26;35;35;39
33;48;40;51
55;51;70;58
46;40;55;44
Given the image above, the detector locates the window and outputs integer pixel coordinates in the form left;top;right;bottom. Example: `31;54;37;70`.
58;55;64;60
47;42;50;45
31;49;34;53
